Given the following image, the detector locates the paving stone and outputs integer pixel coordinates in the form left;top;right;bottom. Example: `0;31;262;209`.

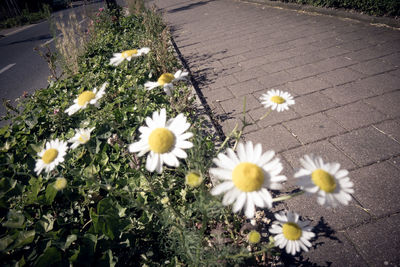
261;60;295;74
219;94;259;115
287;53;325;68
286;64;325;80
244;125;301;153
317;67;365;86
284;113;346;144
219;55;247;66
248;107;300;128
346;46;394;62
202;87;234;107
238;56;269;70
285;192;371;231
381;52;400;67
312;46;351;59
292;92;338;116
321;81;377;105
357;73;400;95
388;68;400;77
286;77;332;95
338;39;373;51
325;101;387;131
287;231;367;267
206;74;239;90
219;115;259;135
282;140;357;171
350;161;400;218
365;90;400;118
349;58;398;76
232;67;267;82
226;79;265;97
388;156;400;170
217;62;242;76
330;126;400;167
311;56;356;73
257;71;295;89
373;119;400;143
347;214;400;267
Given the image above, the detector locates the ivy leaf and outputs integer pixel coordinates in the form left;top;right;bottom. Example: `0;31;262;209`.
64;234;77;251
35;247;61;267
0;235;15;251
3;210;25;228
90;198;120;240
11;230;35;249
45;183;58;205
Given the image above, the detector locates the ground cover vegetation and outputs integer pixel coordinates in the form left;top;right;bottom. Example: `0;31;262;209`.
0;3;51;29
273;0;400;16
0;1;355;266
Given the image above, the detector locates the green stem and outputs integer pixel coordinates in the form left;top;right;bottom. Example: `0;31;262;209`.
258;108;272;121
216;123;238;154
272;190;304;203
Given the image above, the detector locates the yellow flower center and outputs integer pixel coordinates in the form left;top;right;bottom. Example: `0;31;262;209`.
270;96;286;104
185;172;202;187
78;134;89;144
157;73;175;86
54;178;67;191
121;49;138;58
282;222;302;240
161;197;169;204
42;148;58;164
148;128;175;153
311;169;337;193
232;162;264;192
77;91;96;106
248;230;261;244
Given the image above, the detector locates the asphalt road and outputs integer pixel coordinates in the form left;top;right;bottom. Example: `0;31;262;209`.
0;1;104;124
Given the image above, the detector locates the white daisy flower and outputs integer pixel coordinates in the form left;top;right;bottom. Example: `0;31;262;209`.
68;127;95;149
294;154;354;208
128;108;193;173
260;89;295;112
109;47;150;66
210;141;287;218
269;211;315;255
34;139;68;176
144;70;188;96
65;82;107;115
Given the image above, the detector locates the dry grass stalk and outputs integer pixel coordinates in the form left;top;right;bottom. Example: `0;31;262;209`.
55;12;90;75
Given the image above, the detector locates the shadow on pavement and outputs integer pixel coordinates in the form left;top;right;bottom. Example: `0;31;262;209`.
168;0;214;13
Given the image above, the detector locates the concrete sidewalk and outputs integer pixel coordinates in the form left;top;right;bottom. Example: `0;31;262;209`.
151;0;400;265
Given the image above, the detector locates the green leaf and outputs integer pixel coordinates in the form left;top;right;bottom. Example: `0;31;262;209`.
0;177;17;196
12;230;35;249
3;210;25;228
45;183;58;205
64;234;77;250
83;165;99;177
26;178;42;204
0;235;15;250
90;198;121;240
35;247;61;267
38;214;55;232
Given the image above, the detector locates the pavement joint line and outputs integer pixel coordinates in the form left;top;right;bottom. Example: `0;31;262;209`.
372;125;400;145
0;63;16;74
